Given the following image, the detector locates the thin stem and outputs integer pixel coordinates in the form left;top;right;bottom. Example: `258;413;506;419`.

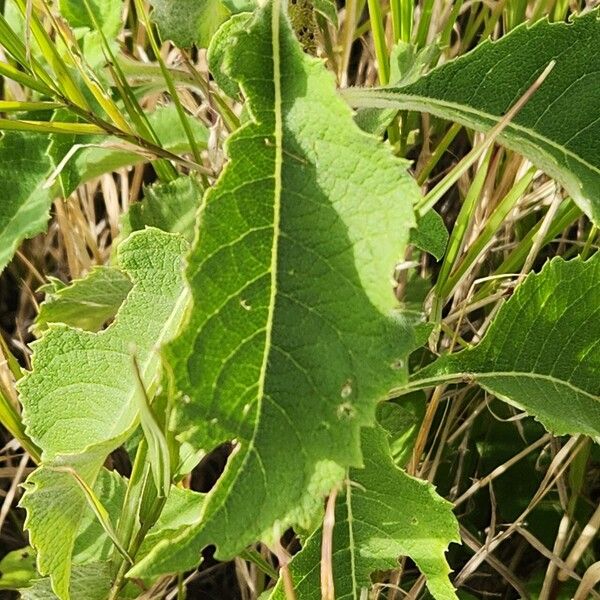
366;0;390;84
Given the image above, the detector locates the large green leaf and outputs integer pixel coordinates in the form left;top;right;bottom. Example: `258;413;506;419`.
19;229;188;599
0;131;53;274
131;0;420;578
345;11;600;224
270;425;458;600
413;255;600;439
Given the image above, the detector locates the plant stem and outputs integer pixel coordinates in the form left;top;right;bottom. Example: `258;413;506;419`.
416;122;461;185
366;0;390;84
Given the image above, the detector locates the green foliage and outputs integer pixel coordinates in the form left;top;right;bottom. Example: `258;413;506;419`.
410;210;448;260
415;255;600;438
19;229;188;598
58;0;123;38
32;268;133;336
122;175;203;243
0;547;37;590
207;12;253;98
150;0;231;48
20;563;113;600
270;425;458;600
130;0;420;577
347;10;600;224
49;106;208;197
1;0;600;597
0;131;53;274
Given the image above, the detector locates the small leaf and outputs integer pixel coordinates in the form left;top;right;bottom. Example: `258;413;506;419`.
410;210;449;260
58;0;123;38
269;425;459;600
121;175;203;243
354;42;439;136
134;486;205;575
0;547;37;590
130;1;421;578
207;12;253;98
414;255;600;439
312;0;338;26
377;393;426;467
0;131;53;274
150;0;230;48
32;267;133;336
346;10;600;224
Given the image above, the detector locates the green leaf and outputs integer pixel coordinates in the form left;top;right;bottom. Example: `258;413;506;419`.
49;105;208;197
74;468;205;579
269;425;458;600
134;486;205;575
413;255;600;439
0;547;37;590
0;131;53;274
312;0;338;26
19;229;189;599
377;393;426;467
58;0;123;38
354;42;439;136
32;267;133;336
207;12;253;98
72;469;127;564
121;176;203;243
150;0;230;48
410;210;448;261
346;11;600;224
20;563;114;600
131;1;420;578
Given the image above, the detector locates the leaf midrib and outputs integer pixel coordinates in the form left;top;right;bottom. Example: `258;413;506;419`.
344;90;600;179
407;369;598;403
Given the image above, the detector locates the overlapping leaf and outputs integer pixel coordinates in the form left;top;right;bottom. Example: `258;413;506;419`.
414;255;600;439
18;229;188;598
32;267;132;336
121;175;203;243
131;0;421;577
346;10;600;224
0;131;53;273
269;425;458;600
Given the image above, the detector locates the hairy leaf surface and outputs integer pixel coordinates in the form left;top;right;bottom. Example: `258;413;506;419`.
346;11;600;224
270;426;458;600
414;255;600;438
19;229;188;598
131;0;420;577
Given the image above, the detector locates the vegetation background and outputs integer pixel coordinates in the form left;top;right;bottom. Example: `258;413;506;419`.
0;0;598;598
